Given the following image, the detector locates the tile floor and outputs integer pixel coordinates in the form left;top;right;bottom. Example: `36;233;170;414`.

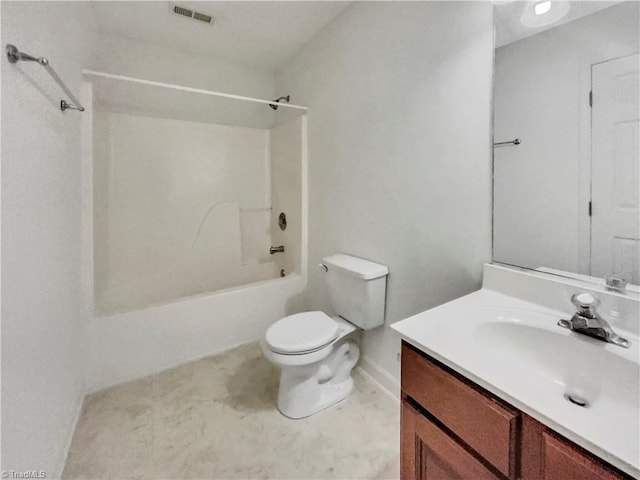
63;342;400;479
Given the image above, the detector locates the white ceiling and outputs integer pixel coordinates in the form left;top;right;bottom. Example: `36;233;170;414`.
90;1;351;71
495;1;625;47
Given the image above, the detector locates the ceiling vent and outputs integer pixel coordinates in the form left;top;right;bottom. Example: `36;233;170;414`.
193;12;213;24
170;4;215;26
172;5;193;18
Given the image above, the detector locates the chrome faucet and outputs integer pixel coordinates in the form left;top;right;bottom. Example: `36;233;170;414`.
558;293;629;348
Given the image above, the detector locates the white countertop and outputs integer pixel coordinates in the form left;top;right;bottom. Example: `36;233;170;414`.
391;288;640;478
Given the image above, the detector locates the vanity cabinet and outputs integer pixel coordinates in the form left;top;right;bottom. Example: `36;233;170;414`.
401;342;632;480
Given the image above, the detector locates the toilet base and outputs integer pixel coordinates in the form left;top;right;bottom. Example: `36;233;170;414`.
276;340;360;419
278;375;354;419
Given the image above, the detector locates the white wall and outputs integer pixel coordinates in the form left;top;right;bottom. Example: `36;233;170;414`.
271;116;304;276
1;2;98;476
98;34;276;101
92;35;278;130
276;1;494;391
493;2;640;273
94;111;275;316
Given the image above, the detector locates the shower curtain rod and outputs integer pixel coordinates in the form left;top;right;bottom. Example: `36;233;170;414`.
83;70;308;111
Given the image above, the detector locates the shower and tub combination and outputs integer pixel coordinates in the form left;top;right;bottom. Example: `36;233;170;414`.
79;70;308;391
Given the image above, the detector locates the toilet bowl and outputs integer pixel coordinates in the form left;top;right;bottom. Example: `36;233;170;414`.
262;254;389;419
261;312;360;418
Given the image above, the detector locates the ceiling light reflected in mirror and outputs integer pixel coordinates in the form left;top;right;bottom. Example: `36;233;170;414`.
534;1;552;15
521;0;570;27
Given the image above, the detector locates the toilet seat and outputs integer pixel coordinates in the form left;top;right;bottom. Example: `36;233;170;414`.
265;311;339;355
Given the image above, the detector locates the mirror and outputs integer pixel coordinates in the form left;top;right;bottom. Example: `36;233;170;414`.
493;1;640;288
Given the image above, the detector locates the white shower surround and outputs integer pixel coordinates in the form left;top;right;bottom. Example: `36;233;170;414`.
81;82;308;392
94;112;278;315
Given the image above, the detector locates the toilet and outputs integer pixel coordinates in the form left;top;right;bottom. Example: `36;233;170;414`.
261;254;388;419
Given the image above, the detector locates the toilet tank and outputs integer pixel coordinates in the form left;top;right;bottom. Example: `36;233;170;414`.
322;254;388;329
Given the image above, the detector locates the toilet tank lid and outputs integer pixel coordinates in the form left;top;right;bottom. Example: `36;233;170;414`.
322;254;389;280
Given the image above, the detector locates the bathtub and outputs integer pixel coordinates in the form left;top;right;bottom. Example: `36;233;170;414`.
85;273;306;393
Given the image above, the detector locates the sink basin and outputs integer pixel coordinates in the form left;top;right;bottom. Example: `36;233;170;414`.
473;314;639;414
391;289;640;477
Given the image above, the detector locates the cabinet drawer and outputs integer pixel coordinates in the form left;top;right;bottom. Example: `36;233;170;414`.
401;343;518;478
541;431;629;480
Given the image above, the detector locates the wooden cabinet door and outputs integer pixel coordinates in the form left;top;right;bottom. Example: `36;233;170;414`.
402;344;518;478
521;415;630;480
401;400;499;480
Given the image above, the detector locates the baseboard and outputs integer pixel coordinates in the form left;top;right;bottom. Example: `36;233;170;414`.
357;355;400;402
54;387;85;478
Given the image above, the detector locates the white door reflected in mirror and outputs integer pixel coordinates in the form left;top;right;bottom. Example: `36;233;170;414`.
591;53;640;285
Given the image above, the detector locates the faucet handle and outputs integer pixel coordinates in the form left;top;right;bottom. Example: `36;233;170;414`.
571;292;600;317
605;274;628;293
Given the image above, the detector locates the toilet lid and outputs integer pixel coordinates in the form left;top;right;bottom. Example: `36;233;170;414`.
265;311;340;354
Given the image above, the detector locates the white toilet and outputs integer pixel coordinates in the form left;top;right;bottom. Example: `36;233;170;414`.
261;254;388;419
